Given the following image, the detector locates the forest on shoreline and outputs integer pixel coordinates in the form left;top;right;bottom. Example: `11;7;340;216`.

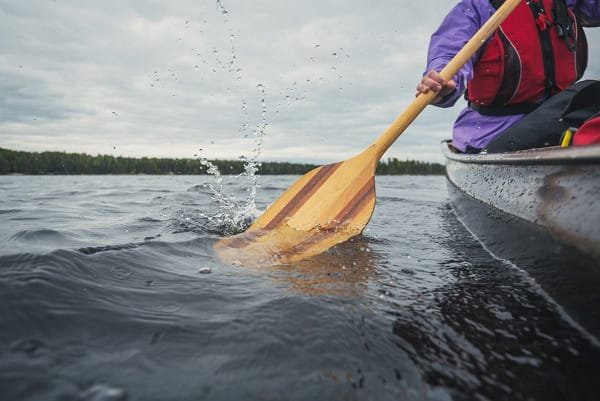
0;148;445;175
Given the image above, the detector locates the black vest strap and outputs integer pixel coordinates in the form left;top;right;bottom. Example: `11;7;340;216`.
553;0;577;50
469;102;540;116
528;0;557;98
490;0;505;9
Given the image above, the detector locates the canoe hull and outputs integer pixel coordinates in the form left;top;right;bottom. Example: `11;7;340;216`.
443;142;600;259
443;141;600;338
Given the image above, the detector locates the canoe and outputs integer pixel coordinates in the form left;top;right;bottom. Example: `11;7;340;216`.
443;140;600;258
442;140;600;338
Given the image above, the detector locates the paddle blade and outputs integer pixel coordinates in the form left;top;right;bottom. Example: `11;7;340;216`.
214;152;378;266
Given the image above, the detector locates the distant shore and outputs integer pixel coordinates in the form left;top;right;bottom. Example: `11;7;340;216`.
0;147;445;175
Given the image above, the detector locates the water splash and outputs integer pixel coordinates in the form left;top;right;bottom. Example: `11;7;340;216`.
197;157;257;235
214;0;237;73
170;0;263;236
187;83;268;236
241;83;268;212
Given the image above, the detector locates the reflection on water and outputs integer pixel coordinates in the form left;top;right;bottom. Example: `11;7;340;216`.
266;235;379;297
389;204;600;401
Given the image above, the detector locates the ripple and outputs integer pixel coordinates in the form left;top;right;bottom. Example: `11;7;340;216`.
0;208;21;214
10;229;69;242
78;243;142;255
10;338;47;355
80;384;127;401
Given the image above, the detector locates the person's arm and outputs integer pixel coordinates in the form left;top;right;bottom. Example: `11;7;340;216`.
417;0;490;107
568;0;600;27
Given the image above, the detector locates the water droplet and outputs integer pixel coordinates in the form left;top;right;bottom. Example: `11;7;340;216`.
216;0;228;14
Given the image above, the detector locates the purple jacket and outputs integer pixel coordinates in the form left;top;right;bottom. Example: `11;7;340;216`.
426;0;600;152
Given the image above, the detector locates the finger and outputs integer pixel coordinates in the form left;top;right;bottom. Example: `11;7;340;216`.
426;70;447;86
416;83;430;94
422;76;443;92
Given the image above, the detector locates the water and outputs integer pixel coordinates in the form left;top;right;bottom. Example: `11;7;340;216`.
1;175;599;401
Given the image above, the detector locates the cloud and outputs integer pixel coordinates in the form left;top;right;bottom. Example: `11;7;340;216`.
0;0;599;163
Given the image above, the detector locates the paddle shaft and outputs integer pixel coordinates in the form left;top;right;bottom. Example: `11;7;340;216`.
371;0;521;160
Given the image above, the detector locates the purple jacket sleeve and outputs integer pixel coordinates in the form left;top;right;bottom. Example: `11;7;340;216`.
424;0;493;108
568;0;600;26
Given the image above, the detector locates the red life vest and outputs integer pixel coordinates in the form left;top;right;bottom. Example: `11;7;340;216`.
468;0;587;113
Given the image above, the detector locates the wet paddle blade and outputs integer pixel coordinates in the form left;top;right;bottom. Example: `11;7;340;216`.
214;150;377;266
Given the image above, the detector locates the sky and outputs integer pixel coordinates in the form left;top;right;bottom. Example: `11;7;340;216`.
1;0;599;164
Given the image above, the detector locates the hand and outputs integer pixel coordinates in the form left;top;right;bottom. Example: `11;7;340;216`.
416;70;457;104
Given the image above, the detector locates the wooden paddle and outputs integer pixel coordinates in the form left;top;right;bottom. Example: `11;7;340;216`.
214;0;522;266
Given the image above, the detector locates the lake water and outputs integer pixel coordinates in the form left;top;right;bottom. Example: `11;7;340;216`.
1;175;599;401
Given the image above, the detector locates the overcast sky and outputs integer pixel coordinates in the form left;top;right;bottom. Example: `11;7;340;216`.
1;0;599;163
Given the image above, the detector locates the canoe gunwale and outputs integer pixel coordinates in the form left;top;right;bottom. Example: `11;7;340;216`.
441;140;600;166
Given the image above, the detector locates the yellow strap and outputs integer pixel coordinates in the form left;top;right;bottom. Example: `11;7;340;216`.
560;128;575;148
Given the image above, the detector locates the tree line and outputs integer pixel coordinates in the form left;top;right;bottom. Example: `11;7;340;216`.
0;148;445;175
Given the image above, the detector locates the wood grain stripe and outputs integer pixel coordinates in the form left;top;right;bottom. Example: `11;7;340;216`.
334;177;375;224
263;162;341;230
